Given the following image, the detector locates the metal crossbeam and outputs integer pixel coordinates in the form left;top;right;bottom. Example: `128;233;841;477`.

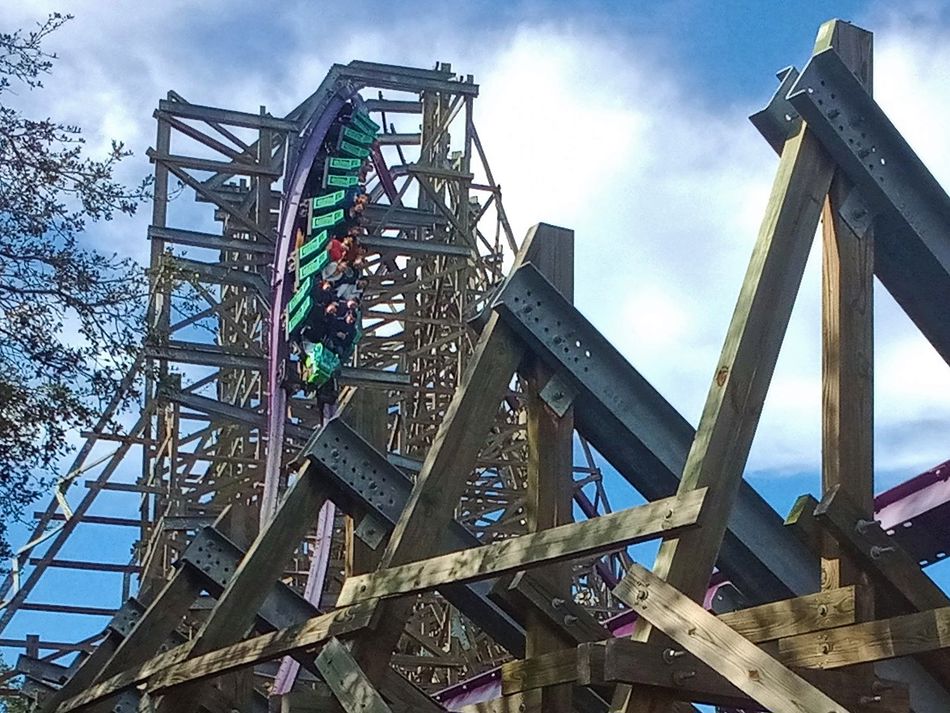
788;49;950;365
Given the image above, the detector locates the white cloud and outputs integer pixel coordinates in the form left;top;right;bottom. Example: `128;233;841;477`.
5;3;949;484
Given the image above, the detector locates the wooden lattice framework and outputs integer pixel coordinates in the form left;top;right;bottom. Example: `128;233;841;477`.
8;16;950;713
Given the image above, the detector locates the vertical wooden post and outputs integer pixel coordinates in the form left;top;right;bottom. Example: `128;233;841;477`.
817;19;876;680
344;389;390;576
524;227;574;713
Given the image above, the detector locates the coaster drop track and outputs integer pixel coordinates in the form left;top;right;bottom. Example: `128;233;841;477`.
0;60;632;700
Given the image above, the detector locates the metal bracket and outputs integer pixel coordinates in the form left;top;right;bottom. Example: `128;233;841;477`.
839;186;877;239
354;513;387;550
178;526;315;628
492;263;820;602
749;66;802;155
107;598;146;638
539;370;577;417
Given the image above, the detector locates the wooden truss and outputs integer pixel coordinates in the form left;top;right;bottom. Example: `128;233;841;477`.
23;17;950;713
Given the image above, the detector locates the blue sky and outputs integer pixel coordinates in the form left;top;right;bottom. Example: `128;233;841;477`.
2;0;950;694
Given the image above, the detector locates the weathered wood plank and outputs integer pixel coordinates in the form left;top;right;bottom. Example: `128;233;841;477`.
613;66;837;712
502;586;858;695
316;638;392;713
346;226;566;681
815;33;876;699
56;602;377;711
777;606;950;670
720;585;858;643
523;223;574;713
605;640;909;713
814;486;948;613
154;466;327;712
337;489;706;604
613;562;850;713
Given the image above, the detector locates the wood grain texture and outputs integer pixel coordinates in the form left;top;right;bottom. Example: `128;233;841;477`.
337;489;705;604
613;562;851;713
777;606;950;670
56;602;376;711
613;108;836;713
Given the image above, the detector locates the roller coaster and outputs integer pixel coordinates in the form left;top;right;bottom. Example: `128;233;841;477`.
3;17;950;713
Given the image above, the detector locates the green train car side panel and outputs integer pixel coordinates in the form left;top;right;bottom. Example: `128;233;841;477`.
299;250;330;280
287;278;312;314
352;111;380;134
310;208;344;232
328;156;362;171
339;140;370;159
286;295;313;335
342;125;374;146
299;230;330;263
325;173;360;189
311;191;346;210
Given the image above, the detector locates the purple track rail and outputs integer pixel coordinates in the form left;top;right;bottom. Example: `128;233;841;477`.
261;91;352;523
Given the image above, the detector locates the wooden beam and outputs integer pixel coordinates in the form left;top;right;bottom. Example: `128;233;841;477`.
315;638;392;713
813;486;949;614
604;640;909;713
523;223;574;713
613;52;836;710
336;489;706;604
815;30;876;697
777;606;950;670
56;602;378;711
343;390;390;577
718;585;859;643
612;562;850;713
153;466;327;712
345;228;581;682
812;485;950;685
502;586;859;695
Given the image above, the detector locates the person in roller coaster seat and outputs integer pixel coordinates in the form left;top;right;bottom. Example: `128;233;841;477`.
328;234;361;264
324;303;359;358
298;298;337;349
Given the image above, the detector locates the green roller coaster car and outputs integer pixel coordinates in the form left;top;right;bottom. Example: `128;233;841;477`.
303;342;341;387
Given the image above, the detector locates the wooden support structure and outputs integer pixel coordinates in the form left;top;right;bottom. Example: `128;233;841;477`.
36;21;950;713
337;489;706;604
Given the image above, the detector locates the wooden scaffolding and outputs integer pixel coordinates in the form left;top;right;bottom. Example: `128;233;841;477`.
13;16;950;713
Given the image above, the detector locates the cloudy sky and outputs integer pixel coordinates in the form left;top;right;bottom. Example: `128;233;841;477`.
3;0;950;663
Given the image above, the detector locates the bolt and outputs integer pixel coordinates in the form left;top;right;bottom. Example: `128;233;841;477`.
563;615;578;626
330;448;340;459
672;671;696;685
821;643;831;655
855;518;879;535
818;604;828;617
552;391;564;400
662;648;685;665
870;545;896;559
859;695;883;704
636;588;649;602
551;597;565;608
827;108;840;119
858;148;871;159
